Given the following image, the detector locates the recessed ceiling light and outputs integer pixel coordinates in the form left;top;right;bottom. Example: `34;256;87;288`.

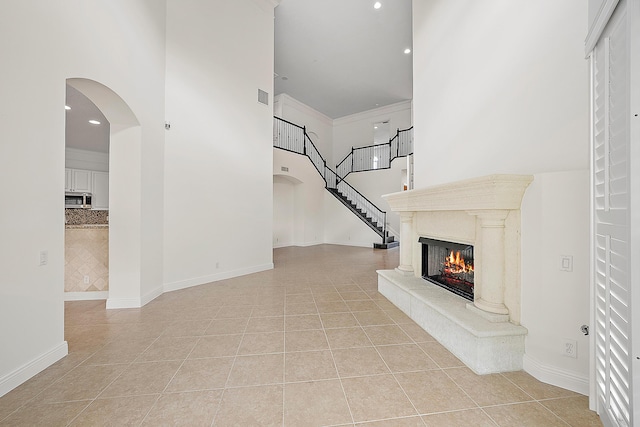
88;120;101;125
374;2;382;9
65;105;71;110
404;48;411;54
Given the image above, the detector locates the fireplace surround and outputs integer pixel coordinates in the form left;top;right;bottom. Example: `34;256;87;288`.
378;174;533;374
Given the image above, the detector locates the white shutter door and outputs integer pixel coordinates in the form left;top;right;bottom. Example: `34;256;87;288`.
592;2;633;427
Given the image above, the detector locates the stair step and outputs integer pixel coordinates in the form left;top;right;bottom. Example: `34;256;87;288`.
373;241;399;249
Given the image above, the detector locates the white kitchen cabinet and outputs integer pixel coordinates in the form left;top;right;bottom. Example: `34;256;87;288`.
65;169;73;192
65;168;92;193
91;171;109;210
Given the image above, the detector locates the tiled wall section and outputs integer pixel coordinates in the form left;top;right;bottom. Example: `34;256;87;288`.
65;228;109;292
65;209;109;225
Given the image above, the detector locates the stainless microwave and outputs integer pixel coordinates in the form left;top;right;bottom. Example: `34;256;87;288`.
65;192;92;209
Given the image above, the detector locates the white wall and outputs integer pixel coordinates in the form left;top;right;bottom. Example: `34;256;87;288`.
412;0;588;187
521;170;590;393
163;0;275;291
273;176;296;248
273;149;325;247
0;0;166;396
412;0;590;392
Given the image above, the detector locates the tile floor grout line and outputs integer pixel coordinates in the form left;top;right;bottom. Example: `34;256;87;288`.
315;291;356;426
438;364;485;416
0;345;100;425
211;304;256;427
138;317;212;427
368;333;426;424
282;292;287;427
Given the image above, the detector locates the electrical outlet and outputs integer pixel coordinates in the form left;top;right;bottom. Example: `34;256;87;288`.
83;275;90;284
563;339;577;358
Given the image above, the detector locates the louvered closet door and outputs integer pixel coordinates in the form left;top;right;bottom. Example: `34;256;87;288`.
592;2;633;426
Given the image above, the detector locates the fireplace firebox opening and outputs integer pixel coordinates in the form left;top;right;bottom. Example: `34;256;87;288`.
419;237;474;301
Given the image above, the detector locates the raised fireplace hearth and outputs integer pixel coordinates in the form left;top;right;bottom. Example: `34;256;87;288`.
378;174;533;374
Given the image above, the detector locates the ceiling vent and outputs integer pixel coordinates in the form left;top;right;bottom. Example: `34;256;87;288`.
258;89;269;106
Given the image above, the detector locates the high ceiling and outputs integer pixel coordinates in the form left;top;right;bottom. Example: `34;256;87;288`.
66;0;413;153
274;0;413;119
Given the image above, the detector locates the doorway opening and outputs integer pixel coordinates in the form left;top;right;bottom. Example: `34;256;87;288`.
64;78;140;309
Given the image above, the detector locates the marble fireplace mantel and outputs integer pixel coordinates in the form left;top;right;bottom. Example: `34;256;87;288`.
378;174;533;374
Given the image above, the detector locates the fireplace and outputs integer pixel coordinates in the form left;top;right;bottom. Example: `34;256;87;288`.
420;238;474;301
377;175;533;374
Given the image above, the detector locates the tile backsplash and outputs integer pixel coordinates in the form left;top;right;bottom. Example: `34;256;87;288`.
65;209;109;225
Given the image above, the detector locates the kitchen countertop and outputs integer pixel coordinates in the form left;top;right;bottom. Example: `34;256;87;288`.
65;224;109;229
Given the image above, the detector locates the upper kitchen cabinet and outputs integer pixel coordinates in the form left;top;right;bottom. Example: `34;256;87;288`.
65;168;92;193
91;171;109;210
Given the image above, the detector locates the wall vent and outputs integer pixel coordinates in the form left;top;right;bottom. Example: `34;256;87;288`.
258;89;269;105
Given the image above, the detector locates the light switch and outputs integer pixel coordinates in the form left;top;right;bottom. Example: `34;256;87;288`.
560;255;573;272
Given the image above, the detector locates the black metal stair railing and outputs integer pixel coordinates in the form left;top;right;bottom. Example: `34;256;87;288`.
273;116;388;242
336;126;413;181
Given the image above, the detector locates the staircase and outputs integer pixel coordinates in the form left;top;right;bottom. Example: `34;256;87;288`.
273;116;398;249
326;187;398;249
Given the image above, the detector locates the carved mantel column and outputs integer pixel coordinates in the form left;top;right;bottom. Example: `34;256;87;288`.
396;212;414;276
467;210;510;315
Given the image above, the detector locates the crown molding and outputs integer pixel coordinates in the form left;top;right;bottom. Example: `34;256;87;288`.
333;100;412;127
275;93;334;127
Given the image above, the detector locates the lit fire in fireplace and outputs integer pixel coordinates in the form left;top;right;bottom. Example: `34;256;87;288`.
420;237;475;301
443;250;474;275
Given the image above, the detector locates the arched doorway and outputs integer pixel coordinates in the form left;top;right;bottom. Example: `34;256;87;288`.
65;78;143;309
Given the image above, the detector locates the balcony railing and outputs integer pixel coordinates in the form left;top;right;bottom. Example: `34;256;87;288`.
336;126;413;180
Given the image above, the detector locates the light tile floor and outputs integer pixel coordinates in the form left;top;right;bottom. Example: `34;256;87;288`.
0;245;603;426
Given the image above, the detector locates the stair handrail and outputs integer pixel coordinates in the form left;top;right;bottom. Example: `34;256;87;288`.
274;116;388;240
324;167;386;234
336;126;414;180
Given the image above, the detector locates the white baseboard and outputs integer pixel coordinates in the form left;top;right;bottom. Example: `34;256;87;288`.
0;341;68;398
163;263;274;293
105;286;162;309
107;264;274;308
294;240;323;247
523;354;590;396
273;242;293;249
64;291;108;301
141;286;163;307
106;297;142;309
325;240;374;248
